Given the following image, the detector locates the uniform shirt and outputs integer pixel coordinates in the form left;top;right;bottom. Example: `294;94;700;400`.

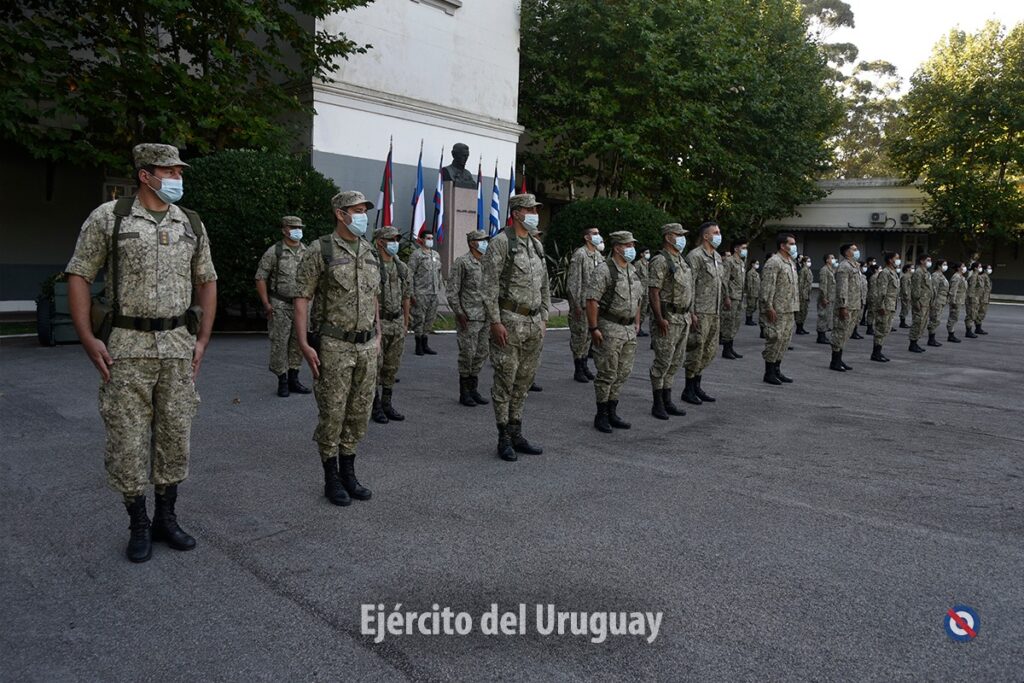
966;271;981;304
567;245;603;309
586;258;642;321
980;273;992;300
379;256;410;318
858;271;868;302
648;249;694;315
930;271;949;308
255;240;307;299
798;265;813;302
685;246;726;314
911;268;932;309
948;272;967;306
818;264;835;304
296;232;380;332
745;268;761;301
834;258;862;311
448;252;487;322
723;253;746;300
872;267;900;312
65;197;217;360
409;248;442;300
481;228;551;324
759;253;799;314
899;272;912;305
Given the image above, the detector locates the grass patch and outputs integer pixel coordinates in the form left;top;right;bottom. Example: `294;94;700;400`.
0;322;35;335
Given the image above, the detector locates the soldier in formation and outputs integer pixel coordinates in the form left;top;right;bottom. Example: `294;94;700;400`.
794;255;813;336
720;240;747;359
898;263;913;328
681;221;728;405
946;262;967;343
816;254;836;345
908;253;932;353
927;259;949;347
371;225;411;424
745;260;760;330
829;243;861;372
759;234;799;385
870;252;901;362
567;226;604;383
634;246;651;337
647;223;693;420
449;230;491;407
409;228;442;355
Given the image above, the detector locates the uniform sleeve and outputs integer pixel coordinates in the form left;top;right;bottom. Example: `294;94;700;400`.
64;205;111;282
585;263;610;302
449;259;465;316
480;236;506;324
192;220;218;285
835;268;848;308
398;260;411;300
759;261;776;308
567;250;583;305
295;241;324;299
540;260;551;323
648;257;667;292
255;245;275;281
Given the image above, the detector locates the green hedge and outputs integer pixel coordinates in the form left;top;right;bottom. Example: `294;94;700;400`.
184;150;339;313
545;198;674;267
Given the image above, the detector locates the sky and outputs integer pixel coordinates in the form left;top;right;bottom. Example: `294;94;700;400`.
831;0;1024;86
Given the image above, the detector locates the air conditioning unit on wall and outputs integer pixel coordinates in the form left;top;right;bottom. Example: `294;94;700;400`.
900;213;915;225
870;211;887;225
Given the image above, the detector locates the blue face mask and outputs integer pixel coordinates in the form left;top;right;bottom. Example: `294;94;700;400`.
288;229;303;241
153;177;183;204
347;212;368;236
477;241;489;254
522;214;540;232
623;247;637;262
711;234;722;248
788;245;798;259
674;236;686;252
739;248;748;259
852;249;861;261
385;241;399;256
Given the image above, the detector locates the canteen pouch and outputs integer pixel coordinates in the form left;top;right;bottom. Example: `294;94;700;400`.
185;304;203;335
90;298;113;344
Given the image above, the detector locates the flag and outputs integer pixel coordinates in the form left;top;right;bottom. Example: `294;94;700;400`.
410;144;426;240
476;161;484;232
489;161;502;236
432;148;444;243
505;163;516;226
375;140;394;234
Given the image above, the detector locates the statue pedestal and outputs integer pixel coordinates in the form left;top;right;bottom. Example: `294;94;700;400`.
440;180;478;279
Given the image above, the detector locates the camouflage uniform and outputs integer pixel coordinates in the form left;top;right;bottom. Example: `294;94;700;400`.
928;270;949;334
635;256;650;331
759;253;798;363
720;253;745;341
817;263;835;334
409;246;442;335
567;244;603;359
66;196;216;496
255;238;307;375
909;267;932;342
745;267;761;318
649;245;694;391
899;270;912;324
684;246;726;379
450;243;490;378
795;264;813;329
858;270;869;325
377;238;410;391
965;270;980;328
977;272;992;325
947;271;967;333
588;256;642;403
831;257;862;352
871;266;900;347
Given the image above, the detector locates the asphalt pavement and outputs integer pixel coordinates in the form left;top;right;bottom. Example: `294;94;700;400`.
1;305;1022;680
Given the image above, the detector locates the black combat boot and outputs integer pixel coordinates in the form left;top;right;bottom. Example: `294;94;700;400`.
496;424;517;461
775;362;793;383
763;360;782;385
287;369;311;394
508;421;543;454
371;390;389;423
694;375;716;402
421;335;437;355
839;351;853;371
381;387;405;421
681;377;703;405
152;485;196;551
899;316;908;328
722;341;741;360
870;344;885;362
277;373;289;397
651;389;669;420
414;336;424;355
851;327;864;340
529;382;543;392
745;314;755;326
975;324;987;335
927;333;942;347
459;376;477;406
829;350;845;372
866;323;874;336
947;331;961;343
582;357;596;380
662;388;686;416
468;376;489;405
573;358;590;383
759;326;766;339
796;323;809;335
123;495;152;563
965;324;977;338
607;400;631;429
637;325;649;338
909;339;925;353
594;402;612;433
816;331;829;344
322;457;351;506
339;454;372;501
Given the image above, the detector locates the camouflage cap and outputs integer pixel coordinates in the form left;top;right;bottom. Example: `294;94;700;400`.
661;222;688;236
508;193;543;210
376;225;401;240
609;230;636;245
133;143;189;169
331;190;375;211
281;215;304;228
466;229;488;242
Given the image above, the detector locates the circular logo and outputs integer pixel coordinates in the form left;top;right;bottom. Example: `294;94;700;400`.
944;605;980;642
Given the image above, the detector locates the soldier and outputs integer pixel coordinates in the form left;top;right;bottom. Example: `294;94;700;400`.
964;261;981;338
370;225;411;424
976;264;993;334
294;190;378;507
481;194;551;462
927;259;949;347
794;255;813;336
851;261;868;340
759;234;799;385
255;216;311;398
946;262;967;343
863;262;878;336
587;232;644;432
66;143;217;563
450;229;491;407
648;223;693;420
816;254;836;344
681;221;729;405
898;263;913;328
829;243;862;371
871;252;901;362
908;253;932;352
635;246;652;337
409;228;442;355
720;239;747;359
744;260;760;326
567;226;604;382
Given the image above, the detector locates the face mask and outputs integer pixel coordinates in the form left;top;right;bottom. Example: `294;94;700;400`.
477;241;489;254
986;268;992;274
754;263;760;270
522;213;540;232
861;267;867;273
894;259;902;268
940;264;948;272
788;245;798;259
925;260;932;269
739;248;748;259
424;238;434;249
288;229;303;241
977;267;983;273
674;236;687;252
622;247;637;262
596;242;605;252
910;267;915;273
590;234;603;248
347;212;368;236
151;176;183;204
960;267;967;274
710;234;722;248
852;249;861;261
385;241;399;256
643;251;650;261
830;259;837;267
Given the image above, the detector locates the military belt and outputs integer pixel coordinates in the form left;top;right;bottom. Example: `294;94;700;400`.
269;291;292;303
599;311;635;326
319;323;376;344
381;311;402;321
661;302;687;316
499;299;540;317
113;314;187;332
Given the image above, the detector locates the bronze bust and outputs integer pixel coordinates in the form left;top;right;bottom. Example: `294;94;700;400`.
441;143;478;189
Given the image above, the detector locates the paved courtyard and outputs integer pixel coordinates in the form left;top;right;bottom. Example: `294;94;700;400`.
1;304;1022;680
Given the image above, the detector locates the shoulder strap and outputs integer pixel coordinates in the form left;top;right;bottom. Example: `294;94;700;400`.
319;234;334;265
599;257;620;312
499;228;519;293
270;241;284;294
109;196;134;311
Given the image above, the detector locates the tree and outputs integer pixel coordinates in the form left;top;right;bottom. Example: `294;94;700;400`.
0;0;372;172
829;60;903;178
888;21;1024;254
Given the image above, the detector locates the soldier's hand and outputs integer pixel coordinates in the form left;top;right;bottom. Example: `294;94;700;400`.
839;307;849;320
767;308;777;324
590;328;604;347
490;322;509;348
263;302;274;320
456;313;468;331
83;337;113;383
658;318;670;336
724;297;732;311
541;319;547;338
302;344;321;379
192;340;207;379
